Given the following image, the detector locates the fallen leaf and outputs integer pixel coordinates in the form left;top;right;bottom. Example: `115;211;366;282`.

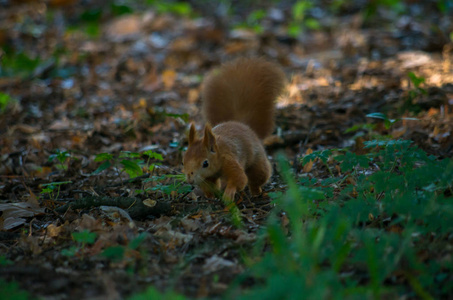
143;199;157;208
303;148;314;172
0;201;45;230
203;255;235;273
162;69;177;90
105;15;143;42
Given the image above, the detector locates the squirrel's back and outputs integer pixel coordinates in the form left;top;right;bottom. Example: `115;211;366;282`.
201;57;285;140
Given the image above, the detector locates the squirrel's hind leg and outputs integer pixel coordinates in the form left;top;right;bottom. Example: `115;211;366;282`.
246;158;272;196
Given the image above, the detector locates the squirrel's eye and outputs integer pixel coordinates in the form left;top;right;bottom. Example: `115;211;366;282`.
202;160;209;168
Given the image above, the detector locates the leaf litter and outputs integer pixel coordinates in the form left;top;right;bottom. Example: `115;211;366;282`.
0;0;452;298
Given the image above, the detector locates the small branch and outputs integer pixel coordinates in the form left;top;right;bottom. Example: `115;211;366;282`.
55;196;171;219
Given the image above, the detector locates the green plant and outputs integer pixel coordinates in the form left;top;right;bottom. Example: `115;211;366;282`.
0;256;13;266
235;9;266;34
142;150;164;172
101;232;148;273
344;122;379;140
48;149;71;171
111;3;134;16
128;285;186;300
344;112;418;141
363;0;406;19
142;173;242;226
0;279;31;300
93;150;164;180
287;0;320;38
143;175;190;197
62;230;97;257
119;151;145;178
231;140;452;299
437;0;453;14
0;48;42;78
366;112;418;130
40;181;72;201
400;72;428;113
66;7;102;38
0;92;15;114
146;0;193;17
146;107;190;126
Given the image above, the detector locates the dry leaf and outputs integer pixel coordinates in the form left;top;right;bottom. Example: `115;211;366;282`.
303;148;314;173
187;88;199;104
105;15;142;42
0;201;45;230
203;255;235;273
143;199;157;208
162;69;177;90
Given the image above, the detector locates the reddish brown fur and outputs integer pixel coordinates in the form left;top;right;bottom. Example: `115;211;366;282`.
183;58;285;200
202;57;285;140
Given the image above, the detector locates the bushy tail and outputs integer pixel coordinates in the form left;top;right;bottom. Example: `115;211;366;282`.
201;57;285;140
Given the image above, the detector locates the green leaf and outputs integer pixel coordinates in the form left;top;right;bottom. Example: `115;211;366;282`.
366;112;388;120
0;92;13;113
94;153;113;162
247;9;266;24
80;9;102;22
128;286;186;300
162;112;190;122
111;4;133;16
120;151;141;159
143;175;167;183
155;2;192;17
92;161;112;175
129;233;148;250
142;150;163;161
298;186;325;201
40;187;54;194
364;139;412;148
336;152;370;172
72;230;97;245
287;22;302;37
293;0;311;21
0;279;31;300
0;50;42;78
0;256;13;266
40;181;72;187
120;160;143;178
302;149;332;165
101;246;126;261
61;246;78;257
305;18;320;30
407;72;425;88
85;22;100;37
48;149;70;163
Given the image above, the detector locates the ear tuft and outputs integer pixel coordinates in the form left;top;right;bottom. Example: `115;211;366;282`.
188;123;197;145
202;124;217;151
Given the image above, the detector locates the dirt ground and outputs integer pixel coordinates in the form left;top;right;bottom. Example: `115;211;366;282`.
0;1;452;298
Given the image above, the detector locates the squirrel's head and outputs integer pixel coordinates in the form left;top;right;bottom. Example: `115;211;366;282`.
183;123;221;185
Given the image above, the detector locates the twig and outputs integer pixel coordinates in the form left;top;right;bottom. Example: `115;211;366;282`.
55;196;171;219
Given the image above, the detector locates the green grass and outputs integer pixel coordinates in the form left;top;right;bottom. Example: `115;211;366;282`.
229;139;452;299
126;138;451;299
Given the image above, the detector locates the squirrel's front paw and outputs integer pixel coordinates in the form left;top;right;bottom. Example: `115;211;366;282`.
223;187;237;202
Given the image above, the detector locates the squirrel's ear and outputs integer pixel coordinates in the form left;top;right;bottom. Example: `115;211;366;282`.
202;124;217;152
188;123;197;145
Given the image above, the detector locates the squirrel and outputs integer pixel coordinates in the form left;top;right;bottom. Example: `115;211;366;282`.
183;57;285;201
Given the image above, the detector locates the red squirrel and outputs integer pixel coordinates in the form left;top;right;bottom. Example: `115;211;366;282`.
183;57;285;200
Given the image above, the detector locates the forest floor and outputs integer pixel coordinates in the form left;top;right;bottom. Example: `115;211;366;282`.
0;1;452;299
